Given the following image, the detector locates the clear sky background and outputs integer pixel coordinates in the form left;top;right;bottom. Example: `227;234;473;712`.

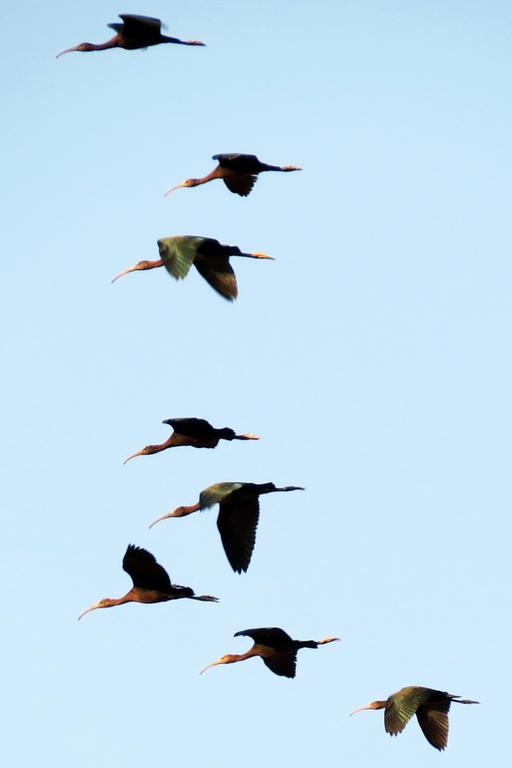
2;1;511;765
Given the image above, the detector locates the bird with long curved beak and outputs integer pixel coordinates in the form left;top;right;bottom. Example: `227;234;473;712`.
111;235;273;301
78;545;218;620
164;153;302;197
123;417;259;464
148;482;305;573
57;14;205;58
350;686;479;751
200;628;339;678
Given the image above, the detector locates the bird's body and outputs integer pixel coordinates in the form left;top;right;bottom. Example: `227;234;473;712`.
351;686;479;751
111;235;273;301
124;417;259;463
149;481;304;573
201;627;339;677
57;15;205;57
78;545;218;619
165;153;302;197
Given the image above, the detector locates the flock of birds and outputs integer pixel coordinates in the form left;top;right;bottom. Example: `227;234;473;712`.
59;12;478;753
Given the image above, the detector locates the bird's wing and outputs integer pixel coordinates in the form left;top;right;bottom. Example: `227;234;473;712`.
122;545;172;591
118;15;163;33
199;482;244;509
223;174;258;197
213;154;259;171
234;627;294;648
262;651;297;678
194;254;238;300
158;236;205;280
216;497;260;572
384;687;434;736
416;697;451;751
167;418;215;439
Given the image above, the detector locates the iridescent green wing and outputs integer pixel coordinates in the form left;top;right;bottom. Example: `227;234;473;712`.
157;236;206;281
199;482;244;509
385;687;435;736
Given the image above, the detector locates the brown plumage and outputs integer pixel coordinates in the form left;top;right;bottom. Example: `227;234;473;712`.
123;417;259;463
201;627;339;677
57;14;205;58
165;153;302;197
350;686;479;750
78;545;218;619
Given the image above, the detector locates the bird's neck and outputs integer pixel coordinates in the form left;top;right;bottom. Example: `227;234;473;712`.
227;648;260;664
91;37;120;52
107;593;134;608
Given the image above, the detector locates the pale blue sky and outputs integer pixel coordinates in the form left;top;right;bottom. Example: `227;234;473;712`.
2;1;511;765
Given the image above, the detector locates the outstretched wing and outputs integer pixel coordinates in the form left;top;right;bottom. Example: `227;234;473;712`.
223;174;258;197
385;687;435;736
217;497;260;572
234;627;294;648
194;254;238;300
199;482;244;509
416;697;451;751
167;418;216;439
263;651;297;678
213;154;260;172
122;545;172;591
158;236;205;280
118;15;163;34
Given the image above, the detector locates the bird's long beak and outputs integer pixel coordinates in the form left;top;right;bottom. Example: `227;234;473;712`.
148;511;174;529
200;658;223;675
186;40;206;46
250;252;274;260
237;433;260;440
111;264;138;283
349;704;372;716
164;182;186;197
78;602;101;621
318;636;341;644
56;46;79;59
123;450;144;465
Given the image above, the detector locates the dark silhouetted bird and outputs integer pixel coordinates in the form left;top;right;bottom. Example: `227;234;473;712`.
165;153;301;197
350;686;479;751
112;235;273;301
124;417;259;463
149;482;304;573
201;627;339;677
78;545;218;619
57;14;205;57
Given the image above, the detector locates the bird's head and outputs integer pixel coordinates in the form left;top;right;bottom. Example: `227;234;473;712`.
78;598;113;620
350;700;387;715
148;506;189;529
200;654;237;674
56;42;95;58
164;178;200;196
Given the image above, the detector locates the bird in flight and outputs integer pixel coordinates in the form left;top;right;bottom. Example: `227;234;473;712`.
149;481;304;573
350;686;479;750
123;417;259;463
78;545;218;619
165;153;302;197
57;14;205;57
201;627;339;677
112;235;273;301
